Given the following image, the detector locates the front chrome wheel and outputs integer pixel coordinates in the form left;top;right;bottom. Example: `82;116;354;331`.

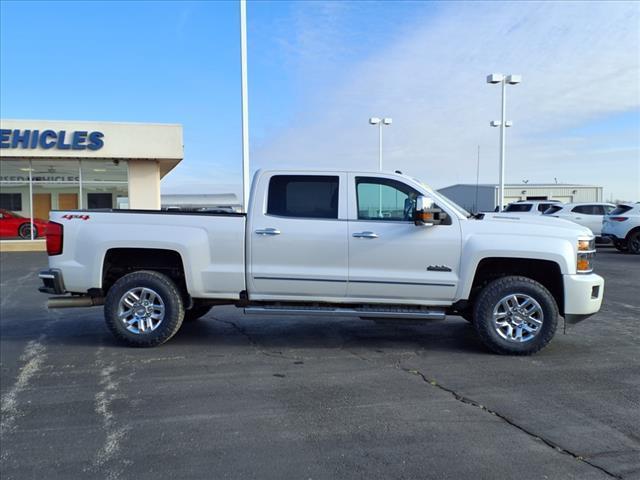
118;287;165;334
492;293;543;343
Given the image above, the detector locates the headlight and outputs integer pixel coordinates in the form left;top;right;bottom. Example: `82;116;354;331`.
577;238;595;273
578;239;595;251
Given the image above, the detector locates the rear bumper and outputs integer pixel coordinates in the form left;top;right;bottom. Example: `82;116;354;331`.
563;273;604;324
601;233;621;241
38;269;66;295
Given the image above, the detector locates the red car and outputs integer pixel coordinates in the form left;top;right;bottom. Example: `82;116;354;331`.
0;209;48;239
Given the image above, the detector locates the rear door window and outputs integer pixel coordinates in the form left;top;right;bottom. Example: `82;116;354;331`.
505;204;532;212
267;175;339;219
572;205;600;215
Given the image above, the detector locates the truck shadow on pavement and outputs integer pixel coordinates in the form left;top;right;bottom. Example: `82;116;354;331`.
19;309;491;355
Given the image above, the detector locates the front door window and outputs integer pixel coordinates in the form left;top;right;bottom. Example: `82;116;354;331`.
356;177;419;221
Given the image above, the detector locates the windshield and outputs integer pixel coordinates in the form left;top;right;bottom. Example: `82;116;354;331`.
0;209;22;218
543;205;563;215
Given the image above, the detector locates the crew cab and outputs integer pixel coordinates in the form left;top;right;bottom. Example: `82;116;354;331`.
39;170;604;355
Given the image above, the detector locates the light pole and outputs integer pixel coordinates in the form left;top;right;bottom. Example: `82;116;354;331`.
240;0;250;213
487;73;521;211
369;117;392;171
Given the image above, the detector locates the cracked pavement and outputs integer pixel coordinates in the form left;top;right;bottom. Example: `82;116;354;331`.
1;251;639;479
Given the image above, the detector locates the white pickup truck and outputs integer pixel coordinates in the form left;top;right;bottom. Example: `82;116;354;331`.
39;170;604;355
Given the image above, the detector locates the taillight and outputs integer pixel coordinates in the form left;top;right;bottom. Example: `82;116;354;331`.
609;217;628;222
46;221;63;256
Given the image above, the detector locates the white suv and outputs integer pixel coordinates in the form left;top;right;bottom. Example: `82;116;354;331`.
543;202;616;237
503;200;561;215
602;203;640;254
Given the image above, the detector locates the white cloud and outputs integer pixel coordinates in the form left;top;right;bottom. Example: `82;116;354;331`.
254;1;640;200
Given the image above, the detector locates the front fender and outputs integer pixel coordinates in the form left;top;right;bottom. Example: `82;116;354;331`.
456;234;574;301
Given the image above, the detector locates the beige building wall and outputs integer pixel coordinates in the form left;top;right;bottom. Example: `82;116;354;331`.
127;160;161;209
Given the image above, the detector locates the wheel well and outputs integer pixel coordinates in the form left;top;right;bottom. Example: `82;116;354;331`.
102;248;187;297
626;227;640;241
468;257;564;314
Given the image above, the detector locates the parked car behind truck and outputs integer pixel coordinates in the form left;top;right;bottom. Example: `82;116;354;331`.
542;202;616;238
39;170;604;355
0;209;48;239
602;203;640;254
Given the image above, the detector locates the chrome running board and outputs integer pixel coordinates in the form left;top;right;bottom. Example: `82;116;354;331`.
244;305;446;320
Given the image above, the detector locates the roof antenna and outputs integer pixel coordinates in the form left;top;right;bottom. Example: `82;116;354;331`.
474;145;480;214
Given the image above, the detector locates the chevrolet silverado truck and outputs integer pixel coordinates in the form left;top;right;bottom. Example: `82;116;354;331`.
38;170;604;355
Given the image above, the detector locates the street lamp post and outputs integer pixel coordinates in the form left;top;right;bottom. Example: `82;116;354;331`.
369;117;392;171
486;73;521;211
240;0;250;213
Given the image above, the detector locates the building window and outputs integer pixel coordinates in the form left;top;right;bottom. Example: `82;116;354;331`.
0;193;22;211
88;192;113;209
0;158;129;241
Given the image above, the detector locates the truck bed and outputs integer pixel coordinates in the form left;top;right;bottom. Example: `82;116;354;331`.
48;209;247;299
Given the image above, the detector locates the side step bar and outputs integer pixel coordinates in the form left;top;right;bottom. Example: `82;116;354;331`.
244;305;446;320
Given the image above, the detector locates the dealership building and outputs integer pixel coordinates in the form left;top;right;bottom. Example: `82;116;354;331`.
0;119;183;247
438;183;604;213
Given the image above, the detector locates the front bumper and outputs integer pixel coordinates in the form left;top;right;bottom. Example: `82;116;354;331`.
39;269;66;295
563;273;604;324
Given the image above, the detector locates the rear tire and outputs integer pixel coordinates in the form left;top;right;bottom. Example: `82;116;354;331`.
473;276;558;355
104;270;184;347
627;231;640;255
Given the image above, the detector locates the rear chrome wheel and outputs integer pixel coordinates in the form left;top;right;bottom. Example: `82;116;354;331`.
118;287;165;334
105;270;184;347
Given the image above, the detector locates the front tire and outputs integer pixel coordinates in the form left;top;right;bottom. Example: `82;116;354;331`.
104;270;184;347
18;223;36;239
473;276;558;355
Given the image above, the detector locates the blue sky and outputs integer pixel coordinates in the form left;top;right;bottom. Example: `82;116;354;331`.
1;0;639;201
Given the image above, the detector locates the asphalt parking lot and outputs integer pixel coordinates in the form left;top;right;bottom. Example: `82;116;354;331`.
1;250;639;480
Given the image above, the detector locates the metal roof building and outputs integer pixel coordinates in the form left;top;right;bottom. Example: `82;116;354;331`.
438;183;603;213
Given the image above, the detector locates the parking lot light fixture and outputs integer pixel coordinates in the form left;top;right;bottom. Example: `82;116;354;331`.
487;73;521;211
490;120;512;127
369;116;392;171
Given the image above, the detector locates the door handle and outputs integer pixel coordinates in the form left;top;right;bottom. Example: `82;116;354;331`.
352;231;378;239
255;228;281;236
